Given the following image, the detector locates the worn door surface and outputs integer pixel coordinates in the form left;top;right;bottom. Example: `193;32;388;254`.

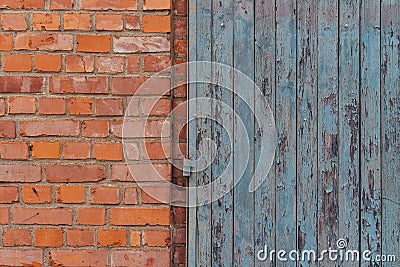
188;0;399;266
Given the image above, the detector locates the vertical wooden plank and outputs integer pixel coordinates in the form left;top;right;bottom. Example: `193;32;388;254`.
360;0;382;265
233;0;255;265
338;0;360;264
211;0;234;266
255;0;276;266
296;0;318;265
381;0;400;259
275;0;297;264
187;0;198;265
317;0;339;265
194;0;213;265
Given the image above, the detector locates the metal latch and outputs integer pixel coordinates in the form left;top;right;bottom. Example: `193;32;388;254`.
183;158;195;177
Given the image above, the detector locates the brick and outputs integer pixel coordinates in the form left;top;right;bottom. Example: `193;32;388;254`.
111;251;170;266
50;0;73;10
0;98;4;115
98;229;126;247
34;54;62;72
22;186;52;204
64;13;91;30
95;98;123;116
0;142;29;160
114;36;170;53
1;14;27;31
21;120;79;137
80;0;137;10
111;163;171;182
125;15;139;30
90;186;119;204
34;229;63;247
77;208;106;225
130;230;140;246
126;55;140;73
50;76;107;94
68;98;93;115
124;187;138;204
96;56;124;73
15;33;73;51
111;77;146;95
32;141;60;159
65;55;94;72
142;15;171;33
174;18;187;35
121;120;171;138
144;0;171;10
49;250;108;267
142;98;171;116
46;165;106;183
141;185;170;204
62;142;91;160
0;0;45;9
82;120;109;137
110;208;170;226
124;142;139;160
77;35;111;52
8;97;36;114
96;14;123;31
175;39;187;56
143;229;170;247
4;54;32;72
93;143;122;161
0;165;41;182
13;207;72;225
0;250;42;267
144;55;171;72
2;229;31;246
173;207;186;224
0;34;12;51
0;186;18;203
0;207;9;224
38;98;66;114
143;142;170;160
57;186;86;203
173;246;186;264
66;229;95;246
32;14;60;30
174;0;187;15
0;76;44;93
172;227;186;244
125;99;140;116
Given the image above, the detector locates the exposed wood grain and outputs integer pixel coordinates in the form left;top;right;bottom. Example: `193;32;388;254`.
254;0;277;266
195;0;213;266
381;0;400;260
296;0;318;265
338;1;360;265
360;0;382;265
187;0;197;265
233;0;255;265
211;0;234;266
275;0;298;265
317;0;339;265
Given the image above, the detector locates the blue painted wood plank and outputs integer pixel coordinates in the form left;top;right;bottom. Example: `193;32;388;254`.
187;0;197;264
211;0;234;266
381;0;400;260
233;0;255;265
296;0;318;265
275;0;297;265
338;1;360;265
194;0;213;266
360;0;382;266
254;0;276;265
317;1;339;265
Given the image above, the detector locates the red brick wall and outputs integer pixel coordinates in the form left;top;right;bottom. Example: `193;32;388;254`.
0;0;187;266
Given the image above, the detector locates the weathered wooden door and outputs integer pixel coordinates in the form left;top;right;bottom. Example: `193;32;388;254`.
188;0;399;266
